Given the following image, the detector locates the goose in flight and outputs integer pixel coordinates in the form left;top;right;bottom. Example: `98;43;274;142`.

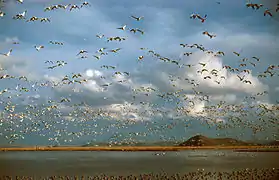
190;13;198;19
233;51;240;56
246;3;256;9
93;55;101;60
58;4;71;9
81;1;91;8
96;34;104;38
254;4;264;9
198;62;206;67
34;45;44;51
131;15;144;21
264;9;272;17
70;5;80;11
243;80;252;84
50;5;59;10
252;56;260;61
1;49;12;56
44;6;52;11
77;50;88;56
130;28;137;33
13;10;27;19
130;28;144;34
109;48;121;53
17;0;23;3
49;41;63;45
138;56;144;61
242;69;250;74
246;3;264;10
202;31;216;38
250;62;256;67
183;52;192;56
117;25;127;31
26;16;39;22
45;60;54;64
237;75;245;81
0;11;5;17
136;29;144;35
97;47;107;53
215;51;225;56
197;14;207;23
191;13;207;22
40;18;51;22
80;56;88;59
19;11;27;18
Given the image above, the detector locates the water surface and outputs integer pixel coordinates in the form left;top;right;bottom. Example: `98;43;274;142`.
0;150;278;176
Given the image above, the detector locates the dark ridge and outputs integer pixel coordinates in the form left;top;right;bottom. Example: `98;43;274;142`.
179;135;257;146
266;140;279;146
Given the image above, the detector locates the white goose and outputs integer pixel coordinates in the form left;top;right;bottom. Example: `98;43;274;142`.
117;25;127;31
34;45;44;51
0;49;12;57
18;10;27;18
0;11;5;17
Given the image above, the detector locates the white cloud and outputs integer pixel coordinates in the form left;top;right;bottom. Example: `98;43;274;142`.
178;51;268;94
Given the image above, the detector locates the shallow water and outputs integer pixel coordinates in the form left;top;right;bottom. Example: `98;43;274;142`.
0;150;278;176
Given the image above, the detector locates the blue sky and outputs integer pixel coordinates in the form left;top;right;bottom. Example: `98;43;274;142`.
0;0;279;146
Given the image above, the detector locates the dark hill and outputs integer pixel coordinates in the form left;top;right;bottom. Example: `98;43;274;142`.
267;140;279;146
179;135;253;146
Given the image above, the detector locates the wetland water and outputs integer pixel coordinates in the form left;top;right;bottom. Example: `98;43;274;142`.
0;150;278;176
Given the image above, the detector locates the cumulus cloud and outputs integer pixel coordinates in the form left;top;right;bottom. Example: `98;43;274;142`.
180;52;268;94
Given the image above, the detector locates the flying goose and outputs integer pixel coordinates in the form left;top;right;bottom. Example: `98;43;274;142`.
27;16;39;22
138;56;144;60
0;49;12;56
40;18;51;22
34;45;44;51
117;25;127;31
264;9;272;16
109;48;121;53
58;4;71;9
77;50;88;56
81;1;90;8
0;11;5;17
13;10;27;19
131;15;144;21
202;31;216;38
70;5;80;11
96;34;104;38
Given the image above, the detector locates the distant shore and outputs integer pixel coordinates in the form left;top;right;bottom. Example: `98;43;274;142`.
0;146;278;152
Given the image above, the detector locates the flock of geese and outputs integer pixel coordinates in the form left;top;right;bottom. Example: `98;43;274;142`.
0;0;279;145
1;168;279;179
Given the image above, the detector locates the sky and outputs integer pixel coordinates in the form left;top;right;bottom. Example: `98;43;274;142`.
0;0;279;146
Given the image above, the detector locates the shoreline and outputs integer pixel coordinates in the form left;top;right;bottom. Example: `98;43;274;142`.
0;146;278;152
